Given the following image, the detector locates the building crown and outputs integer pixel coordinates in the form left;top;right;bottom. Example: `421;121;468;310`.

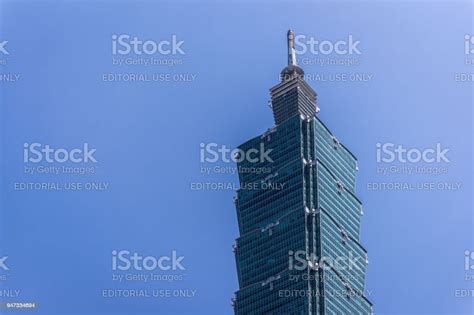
281;30;305;82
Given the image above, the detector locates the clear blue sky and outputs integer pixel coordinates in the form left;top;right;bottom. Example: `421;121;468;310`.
0;0;472;314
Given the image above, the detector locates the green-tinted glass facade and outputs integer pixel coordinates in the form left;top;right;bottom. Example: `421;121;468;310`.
232;43;372;314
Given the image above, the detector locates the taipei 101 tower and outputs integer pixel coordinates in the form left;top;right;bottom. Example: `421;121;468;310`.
232;30;373;314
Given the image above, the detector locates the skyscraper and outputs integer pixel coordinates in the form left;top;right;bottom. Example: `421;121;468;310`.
232;30;373;314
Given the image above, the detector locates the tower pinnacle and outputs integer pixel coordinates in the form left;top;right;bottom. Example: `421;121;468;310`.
271;30;317;125
287;30;297;66
281;30;304;82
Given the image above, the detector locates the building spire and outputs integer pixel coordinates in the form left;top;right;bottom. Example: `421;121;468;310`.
281;30;304;82
287;30;297;66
